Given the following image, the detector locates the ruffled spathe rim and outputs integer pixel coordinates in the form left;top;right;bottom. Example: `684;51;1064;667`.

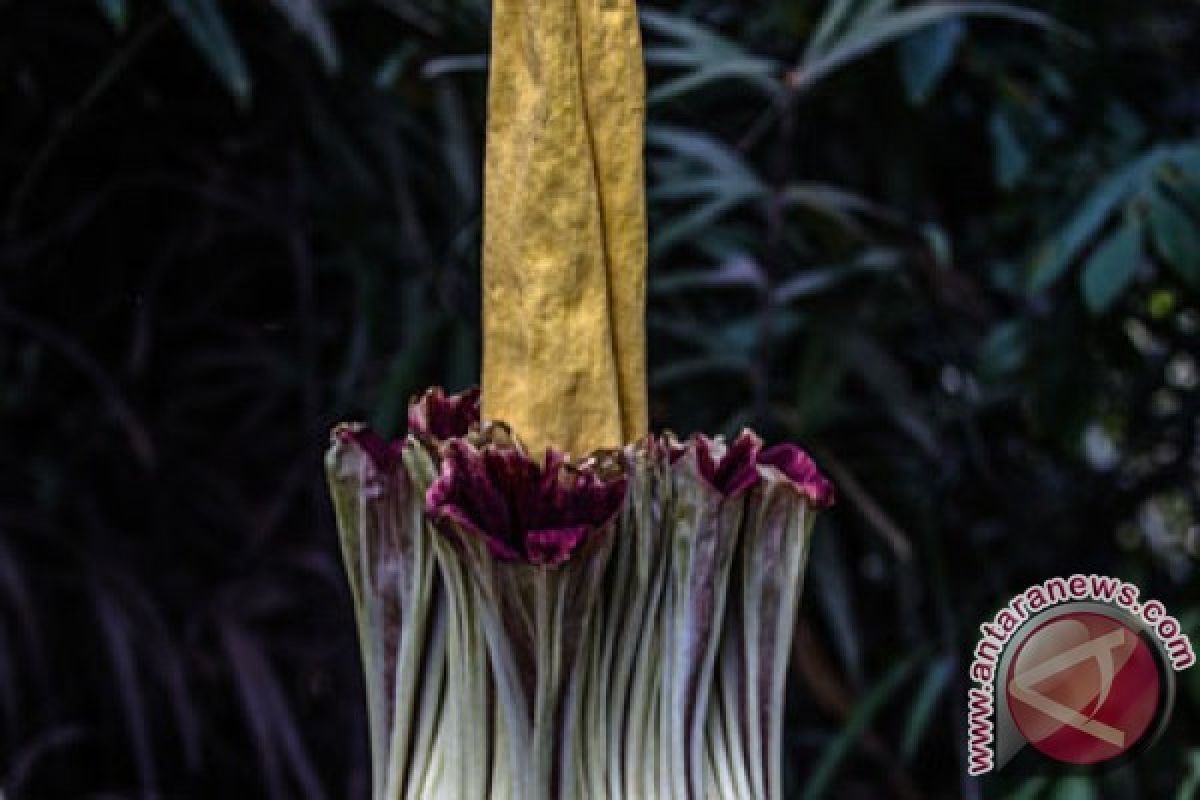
332;388;835;565
408;385;481;441
425;437;627;566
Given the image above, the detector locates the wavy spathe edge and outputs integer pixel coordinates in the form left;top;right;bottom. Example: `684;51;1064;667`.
327;406;831;799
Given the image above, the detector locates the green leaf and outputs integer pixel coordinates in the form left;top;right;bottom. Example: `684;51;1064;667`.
900;655;953;760
797;2;1071;94
647;126;766;256
165;0;252;104
1147;188;1200;287
1179;748;1200;800
1029;148;1164;292
1051;775;1098;800
641;9;781;104
898;18;964;103
977;320;1029;380
267;0;340;72
1081;221;1142;313
650;257;765;296
801;654;922;800
990;109;1029;189
96;0;129;32
770;249;901;305
809;0;870;59
1164;143;1200;209
647;59;780;106
781;182;888;233
640;8;744;56
1011;776;1051;800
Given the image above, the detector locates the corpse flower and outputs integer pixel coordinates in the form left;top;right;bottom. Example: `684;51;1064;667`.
326;0;835;796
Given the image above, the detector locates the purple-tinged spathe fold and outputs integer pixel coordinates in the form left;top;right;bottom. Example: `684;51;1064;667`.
408;386;481;440
758;444;835;508
694;430;763;498
335;386;482;472
425;440;626;566
334;423;405;473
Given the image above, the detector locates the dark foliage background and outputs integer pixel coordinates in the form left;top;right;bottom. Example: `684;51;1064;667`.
2;0;1199;797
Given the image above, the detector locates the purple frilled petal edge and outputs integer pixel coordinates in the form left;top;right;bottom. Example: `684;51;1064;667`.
758;443;836;508
696;430;762;498
334;424;405;472
425;439;625;567
408;386;481;441
668;431;762;498
334;387;482;472
334;386;833;561
669;431;834;506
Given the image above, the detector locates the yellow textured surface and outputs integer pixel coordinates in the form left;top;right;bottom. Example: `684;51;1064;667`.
482;0;647;459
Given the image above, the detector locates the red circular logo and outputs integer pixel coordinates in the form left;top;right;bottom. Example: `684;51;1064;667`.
1005;611;1163;765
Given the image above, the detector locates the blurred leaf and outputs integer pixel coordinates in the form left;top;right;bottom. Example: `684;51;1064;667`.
96;0;129;31
1;727;86;797
651;256;765;295
648;126;765;193
898;18;964;103
1164;144;1200;214
371;321;438;436
771;249;902;305
801;653;921;800
1081;219;1142;313
374;41;419;87
781;182;890;233
1180;749;1200;800
781;341;847;434
815;450;914;560
811;527;865;688
1052;775;1099;800
648;127;766;256
648;59;781;106
1147;187;1200;288
990;108;1029;189
94;586;158;793
797;2;1068;94
222;623;325;800
1011;776;1051;800
1029;148;1163;291
840;333;940;458
421;54;488;78
809;0;884;60
165;0;251;103
900;654;953;759
267;0;340;72
433;80;479;205
642;8;781;104
977;319;1030;380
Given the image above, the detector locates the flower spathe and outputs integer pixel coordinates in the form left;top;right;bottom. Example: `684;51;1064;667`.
408;385;481;441
758;442;836;508
670;429;836;506
426;437;626;566
326;387;834;799
685;430;763;498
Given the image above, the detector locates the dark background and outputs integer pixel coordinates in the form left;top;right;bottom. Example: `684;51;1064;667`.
2;1;1199;797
